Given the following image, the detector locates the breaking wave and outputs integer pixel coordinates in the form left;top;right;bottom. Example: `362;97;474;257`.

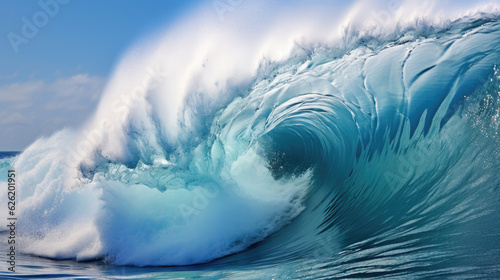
1;0;500;278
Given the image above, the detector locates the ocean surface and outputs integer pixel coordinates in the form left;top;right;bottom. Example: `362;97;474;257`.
1;1;500;279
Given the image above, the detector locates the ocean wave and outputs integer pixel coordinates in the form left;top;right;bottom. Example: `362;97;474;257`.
1;2;500;278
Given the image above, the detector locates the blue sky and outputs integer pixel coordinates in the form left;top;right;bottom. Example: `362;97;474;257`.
0;0;201;150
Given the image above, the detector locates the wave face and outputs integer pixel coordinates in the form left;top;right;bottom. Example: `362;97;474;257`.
1;1;500;278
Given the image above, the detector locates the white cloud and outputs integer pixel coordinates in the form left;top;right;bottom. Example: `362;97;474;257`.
0;74;105;151
0;80;45;101
0;112;30;125
50;74;103;98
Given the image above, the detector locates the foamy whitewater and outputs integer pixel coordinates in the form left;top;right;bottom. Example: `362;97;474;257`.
1;0;500;278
